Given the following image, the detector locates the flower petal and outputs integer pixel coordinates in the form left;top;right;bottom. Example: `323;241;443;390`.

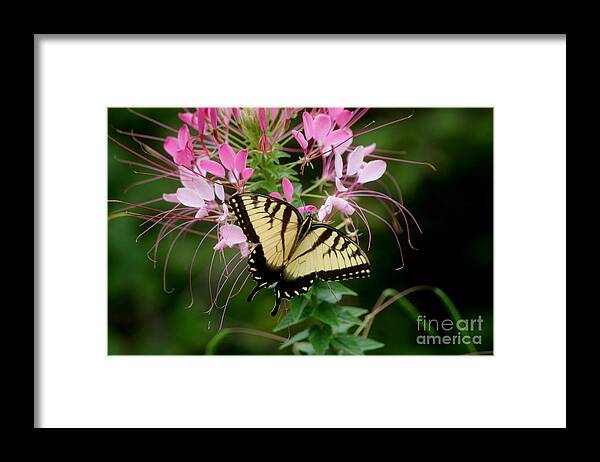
163;193;179;203
335;177;348;192
214;182;225;202
346;146;366;176
163;137;179;157
194;207;208;219
177;125;190;148
178;166;196;189
312;114;332;144
363;143;376;156
208;108;218;127
298;204;318;215
218;144;236;171
270;191;282;200
328;108;343;119
332;108;352;128
234;149;248;174
302;111;313;140
196;108;206;134
282;177;294;202
331;196;355;216
199;159;226;179
195;155;208;175
176;188;206;208
178;112;194;126
324;128;353;156
219;203;229;222
220;224;247;246
173;149;194;168
358;160;387;184
237;241;250;257
191;175;214;201
241;167;254;181
317;197;333;221
291;130;308;152
259;107;267;133
334;152;343;178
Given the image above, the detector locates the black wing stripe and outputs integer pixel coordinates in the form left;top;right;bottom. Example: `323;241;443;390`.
268;202;282;225
229;195;260;242
326;233;342;256
280;205;292;258
290;228;334;262
263;197;272;213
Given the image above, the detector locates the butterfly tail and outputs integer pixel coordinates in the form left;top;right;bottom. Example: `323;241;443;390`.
247;282;263;303
271;288;283;317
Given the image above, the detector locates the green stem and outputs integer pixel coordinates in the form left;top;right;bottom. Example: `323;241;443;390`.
107;211;129;222
301;177;328;196
301;193;327;199
205;328;286;355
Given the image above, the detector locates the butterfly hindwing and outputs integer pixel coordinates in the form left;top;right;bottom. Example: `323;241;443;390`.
283;224;371;283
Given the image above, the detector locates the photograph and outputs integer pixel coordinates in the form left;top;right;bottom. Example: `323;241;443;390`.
108;107;493;355
36;35;566;429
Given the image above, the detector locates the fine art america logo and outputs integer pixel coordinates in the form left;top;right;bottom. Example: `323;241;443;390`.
416;315;484;346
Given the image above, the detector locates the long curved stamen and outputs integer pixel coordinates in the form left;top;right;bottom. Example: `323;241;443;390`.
127;108;179;133
350;201;405;270
349;203;372;250
114;128;166;142
136;204;184;242
207;252;247;314
218;270;252;330
186;222;220;309
349;192;418;250
109;135;175;174
162;222;193;294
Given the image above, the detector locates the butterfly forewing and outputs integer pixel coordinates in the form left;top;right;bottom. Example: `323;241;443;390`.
229;193;302;270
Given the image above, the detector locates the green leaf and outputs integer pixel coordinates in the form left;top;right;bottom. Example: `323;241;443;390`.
335;307;363;326
331;335;385;355
311;302;339;326
293;341;315;355
353;336;385;352
331;336;363;355
339;306;369;318
248;179;278;194
309;325;333;355
271;150;291;160
272;297;311;332
313;280;357;303
279;328;310;350
332;324;352;335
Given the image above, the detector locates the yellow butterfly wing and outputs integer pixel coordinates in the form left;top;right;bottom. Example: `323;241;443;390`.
228;193;371;316
228;192;303;270
283;224;371;285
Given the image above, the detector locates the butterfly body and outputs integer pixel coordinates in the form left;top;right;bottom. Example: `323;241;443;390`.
228;193;370;316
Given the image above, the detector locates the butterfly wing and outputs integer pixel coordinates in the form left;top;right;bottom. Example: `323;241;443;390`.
280;224;371;295
228;193;303;271
228;193;371;317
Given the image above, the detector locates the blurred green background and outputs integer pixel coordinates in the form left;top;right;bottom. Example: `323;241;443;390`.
108;108;493;355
